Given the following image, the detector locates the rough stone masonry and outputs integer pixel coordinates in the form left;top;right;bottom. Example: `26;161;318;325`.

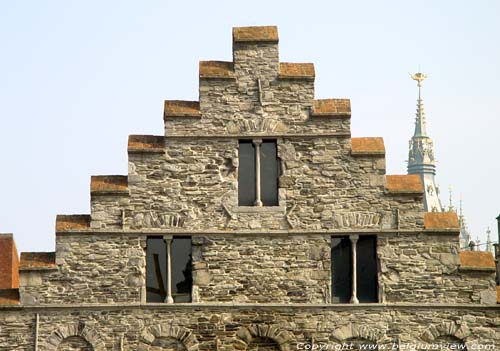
0;26;498;350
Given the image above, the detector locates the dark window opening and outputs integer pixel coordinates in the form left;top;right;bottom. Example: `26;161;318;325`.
238;139;279;206
261;140;279;206
238;140;256;206
331;235;378;303
146;237;192;303
356;236;378;303
331;236;352;303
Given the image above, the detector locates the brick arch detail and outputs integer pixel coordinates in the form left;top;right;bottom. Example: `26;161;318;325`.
44;322;105;351
140;323;199;351
236;324;295;351
420;321;471;344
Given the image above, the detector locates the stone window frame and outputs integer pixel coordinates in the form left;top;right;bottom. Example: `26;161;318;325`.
234;137;286;214
331;234;379;304
143;235;193;304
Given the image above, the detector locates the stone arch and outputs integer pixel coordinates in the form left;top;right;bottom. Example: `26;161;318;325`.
140;323;199;351
44;322;106;351
331;324;381;344
435;335;468;350
236;324;295;351
420;321;471;343
57;336;93;350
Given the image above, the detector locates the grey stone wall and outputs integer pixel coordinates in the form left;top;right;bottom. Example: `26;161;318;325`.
0;305;498;350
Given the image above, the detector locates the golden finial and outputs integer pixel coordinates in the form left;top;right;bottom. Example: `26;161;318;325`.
410;72;428;87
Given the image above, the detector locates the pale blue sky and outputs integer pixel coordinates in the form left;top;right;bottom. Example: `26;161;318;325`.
1;1;499;254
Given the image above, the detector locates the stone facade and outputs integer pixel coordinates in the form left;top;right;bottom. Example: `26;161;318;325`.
0;26;498;350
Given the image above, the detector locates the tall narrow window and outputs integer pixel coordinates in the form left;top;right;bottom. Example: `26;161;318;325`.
146;236;192;303
238;139;279;206
356;236;378;303
331;235;378;303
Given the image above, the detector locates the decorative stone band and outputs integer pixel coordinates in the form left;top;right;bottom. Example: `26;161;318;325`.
278;62;315;80
128;135;165;153
164;100;201;119
199;61;235;79
423;212;459;230
0;289;19;305
90;175;128;195
233;25;279;43
385;174;423;194
311;99;351;118
459;251;496;272
351;137;385;156
19;252;56;271
55;215;91;232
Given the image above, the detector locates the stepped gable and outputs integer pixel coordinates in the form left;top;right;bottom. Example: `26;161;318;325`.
0;25;497;349
351;137;385;156
424;212;460;230
19;252;56;270
385;174;423;194
90;175;128;195
55;215;91;231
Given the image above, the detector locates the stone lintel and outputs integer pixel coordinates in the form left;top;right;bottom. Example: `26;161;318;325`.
311;99;351;118
385;174;423;194
161;132;352;139
351;137;385;156
232;26;278;43
1;301;500;310
90;175;128;195
199;61;235;79
55;215;91;232
278;63;315;80
164;100;201;119
424;212;459;230
128;135;165;153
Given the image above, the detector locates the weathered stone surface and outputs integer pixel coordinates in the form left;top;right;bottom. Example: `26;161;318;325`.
0;25;497;350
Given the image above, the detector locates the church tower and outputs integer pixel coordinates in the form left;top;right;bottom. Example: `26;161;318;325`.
407;73;443;212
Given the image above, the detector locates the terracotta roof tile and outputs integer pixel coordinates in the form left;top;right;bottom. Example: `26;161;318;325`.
19;252;56;270
232;26;278;43
424;212;460;230
459;251;496;271
351;137;385;155
91;175;128;194
279;63;315;80
312;99;351;117
385;174;423;194
199;61;234;79
164;100;201;119
56;215;91;231
0;289;19;305
128;135;164;152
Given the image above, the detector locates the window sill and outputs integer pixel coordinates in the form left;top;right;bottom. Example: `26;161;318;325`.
233;206;286;214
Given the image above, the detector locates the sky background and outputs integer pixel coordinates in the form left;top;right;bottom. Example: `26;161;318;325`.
1;1;499;254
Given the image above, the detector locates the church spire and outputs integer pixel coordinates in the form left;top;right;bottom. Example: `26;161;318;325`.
407;72;442;212
411;72;428;137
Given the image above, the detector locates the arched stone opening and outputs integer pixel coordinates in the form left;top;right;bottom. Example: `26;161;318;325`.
435;335;467;350
247;336;280;351
57;336;93;351
45;322;105;351
140;323;199;351
236;324;294;351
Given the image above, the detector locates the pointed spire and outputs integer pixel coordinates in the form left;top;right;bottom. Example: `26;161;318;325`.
410;72;428;137
448;185;454;212
486;227;492;253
